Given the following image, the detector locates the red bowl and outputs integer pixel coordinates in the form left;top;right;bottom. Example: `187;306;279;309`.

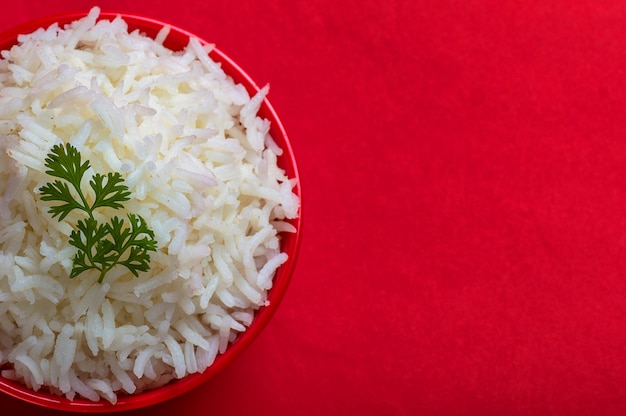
0;10;301;412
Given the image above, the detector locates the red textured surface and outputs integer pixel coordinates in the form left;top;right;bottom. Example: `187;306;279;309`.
1;1;625;415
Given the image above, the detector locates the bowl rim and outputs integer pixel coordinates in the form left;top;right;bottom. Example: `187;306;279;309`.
0;9;302;412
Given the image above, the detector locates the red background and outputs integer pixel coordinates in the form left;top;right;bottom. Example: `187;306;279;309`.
1;1;625;415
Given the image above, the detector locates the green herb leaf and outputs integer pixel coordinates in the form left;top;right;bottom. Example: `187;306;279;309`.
39;179;85;221
90;172;131;211
39;143;157;283
43;143;90;188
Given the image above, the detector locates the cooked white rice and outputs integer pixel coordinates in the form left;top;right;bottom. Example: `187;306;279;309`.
0;6;299;403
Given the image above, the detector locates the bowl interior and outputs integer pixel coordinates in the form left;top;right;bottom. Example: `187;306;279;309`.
0;11;301;412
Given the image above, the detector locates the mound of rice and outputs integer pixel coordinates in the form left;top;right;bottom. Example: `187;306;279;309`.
0;7;299;403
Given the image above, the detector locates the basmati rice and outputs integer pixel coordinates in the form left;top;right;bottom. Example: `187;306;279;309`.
0;6;299;403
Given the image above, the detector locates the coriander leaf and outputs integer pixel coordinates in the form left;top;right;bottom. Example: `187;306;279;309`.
39;179;85;220
128;213;158;252
39;143;157;283
40;143;91;219
43;143;90;192
69;218;112;279
106;215;131;254
106;214;157;278
69;218;109;254
119;245;154;278
70;250;95;280
90;172;131;211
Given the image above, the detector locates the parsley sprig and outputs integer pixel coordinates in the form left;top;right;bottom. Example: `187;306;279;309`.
39;143;157;283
